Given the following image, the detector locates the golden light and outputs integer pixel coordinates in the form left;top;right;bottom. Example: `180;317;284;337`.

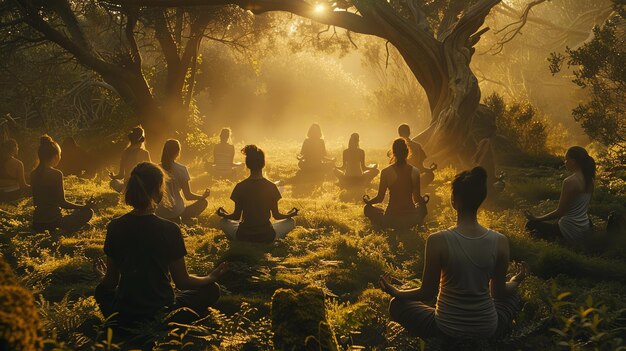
314;3;327;13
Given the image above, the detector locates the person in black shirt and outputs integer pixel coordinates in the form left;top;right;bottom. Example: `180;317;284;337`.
217;145;298;243
95;162;228;327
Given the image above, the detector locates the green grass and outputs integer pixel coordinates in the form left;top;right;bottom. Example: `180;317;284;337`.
1;141;625;350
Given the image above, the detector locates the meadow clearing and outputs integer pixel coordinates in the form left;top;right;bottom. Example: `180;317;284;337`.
1;140;625;351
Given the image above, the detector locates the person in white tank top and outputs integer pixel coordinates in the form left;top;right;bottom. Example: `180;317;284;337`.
525;146;595;245
378;166;528;341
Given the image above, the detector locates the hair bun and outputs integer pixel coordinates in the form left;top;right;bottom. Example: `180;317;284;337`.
40;135;54;144
242;144;259;156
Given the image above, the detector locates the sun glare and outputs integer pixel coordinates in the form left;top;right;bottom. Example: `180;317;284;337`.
314;4;327;13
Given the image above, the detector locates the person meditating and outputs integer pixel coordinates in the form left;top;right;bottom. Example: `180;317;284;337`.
364;138;427;230
109;127;151;193
207;128;243;179
334;133;379;187
380;166;528;341
0;139;30;202
397;124;436;188
297;123;334;172
31;135;94;233
525;146;595;245
95;162;227;329
156;139;210;222
217;145;298;243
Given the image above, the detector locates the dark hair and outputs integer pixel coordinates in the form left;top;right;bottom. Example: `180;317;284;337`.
241;144;265;171
348;133;359;149
36;135;61;171
566;146;596;192
0;139;18;162
128;126;145;145
124;162;164;210
391;138;409;165
452;166;488;212
220;128;231;142
307;123;323;139
160;139;180;172
398;124;410;138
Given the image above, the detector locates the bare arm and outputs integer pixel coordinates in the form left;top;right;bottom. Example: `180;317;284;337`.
491;235;527;298
16;161;30;189
170;259;228;290
367;170;388;204
271;201;298;220
58;173;84;209
110;156;125;180
217;202;243;221
181;180;209;201
380;234;442;301
336;150;347;170
531;179;576;222
100;257;120;289
411;168;422;204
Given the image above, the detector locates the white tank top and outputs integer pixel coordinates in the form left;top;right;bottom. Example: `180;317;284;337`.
435;229;501;338
558;192;592;244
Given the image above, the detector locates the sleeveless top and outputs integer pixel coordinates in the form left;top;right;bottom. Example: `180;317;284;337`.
121;147;150;181
385;164;418;216
435;229;501;338
343;148;364;177
558;192;592;244
0;158;19;192
213;143;235;172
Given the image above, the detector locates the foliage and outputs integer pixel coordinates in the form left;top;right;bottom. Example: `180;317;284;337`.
548;1;625;150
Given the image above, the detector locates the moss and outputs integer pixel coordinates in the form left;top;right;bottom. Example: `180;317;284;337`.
0;256;43;351
271;286;339;351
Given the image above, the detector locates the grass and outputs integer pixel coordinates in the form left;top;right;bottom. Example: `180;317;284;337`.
1;140;625;350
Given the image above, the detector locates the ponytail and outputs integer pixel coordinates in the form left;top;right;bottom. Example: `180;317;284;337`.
124;162;164;210
34;135;61;174
566;146;596;192
160;139;180;172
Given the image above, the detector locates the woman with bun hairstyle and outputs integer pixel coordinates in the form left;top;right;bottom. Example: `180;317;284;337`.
0;139;31;202
334;133;379;187
31;135;94;232
379;166;528;340
156;139;210;221
96;162;227;327
109;126;151;193
525;146;595;244
363;138;428;229
217;145;298;243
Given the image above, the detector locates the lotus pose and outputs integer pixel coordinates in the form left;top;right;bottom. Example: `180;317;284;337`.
0;139;30;202
218;145;298;243
31;135;93;233
334;133;379;187
525;146;595;245
208;128;244;179
380;166;528;340
364;138;428;230
156;139;210;221
297;123;334;172
96;162;227;328
109;126;151;193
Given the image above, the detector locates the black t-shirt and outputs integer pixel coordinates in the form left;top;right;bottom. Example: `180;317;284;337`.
104;213;187;318
230;178;281;243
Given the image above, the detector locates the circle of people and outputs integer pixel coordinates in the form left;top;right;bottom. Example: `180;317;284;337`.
0;123;595;341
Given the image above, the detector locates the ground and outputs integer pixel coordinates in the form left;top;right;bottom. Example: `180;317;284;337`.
1;140;625;350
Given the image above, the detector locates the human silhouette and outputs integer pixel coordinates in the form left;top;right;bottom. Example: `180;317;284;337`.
109;127;151;193
207;128;243;179
0;139;30;202
380;166;528;340
364;138;428;230
334;133;378;188
31;135;94;233
95;162;227;331
297;123;334;172
398;124;436;188
217;145;298;243
525;146;595;245
156;139;210;221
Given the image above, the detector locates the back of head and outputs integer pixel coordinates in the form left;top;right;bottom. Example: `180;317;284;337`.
391;138;409;165
398;124;410;138
348;133;359;149
452;166;488;212
241;144;265;171
307;123;323;139
566;146;596;191
36;135;60;168
220;128;231;143
128;126;145;146
0;139;18;161
160;139;181;172
125;162;164;210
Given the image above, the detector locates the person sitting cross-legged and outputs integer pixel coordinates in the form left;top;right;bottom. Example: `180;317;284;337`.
0;139;31;202
95;162;228;330
334;133;379;188
379;166;528;342
217;145;298;244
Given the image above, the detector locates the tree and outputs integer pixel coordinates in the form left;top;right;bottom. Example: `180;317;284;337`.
548;1;625;150
0;1;261;146
114;0;504;165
